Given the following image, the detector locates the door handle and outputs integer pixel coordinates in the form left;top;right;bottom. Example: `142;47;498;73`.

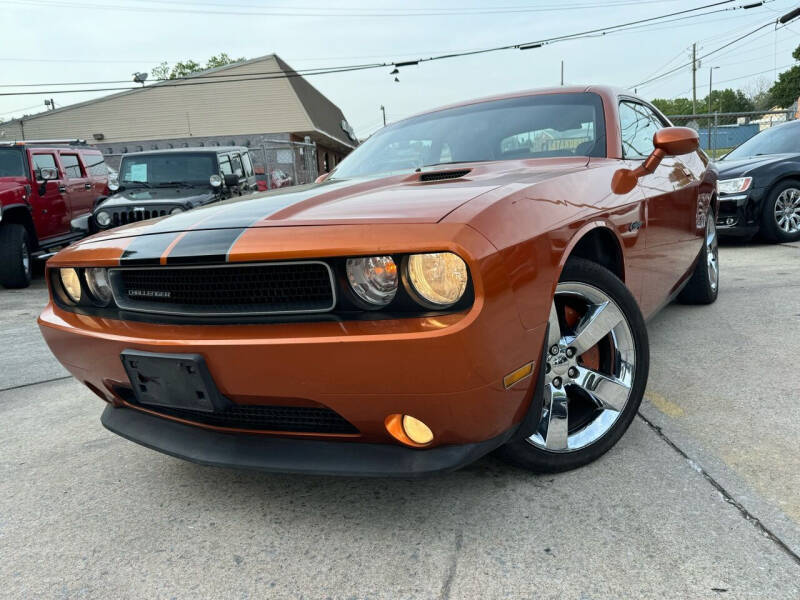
58;185;67;193
84;183;92;190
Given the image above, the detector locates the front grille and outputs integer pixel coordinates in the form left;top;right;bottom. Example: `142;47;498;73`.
110;261;336;316
133;401;358;434
419;169;471;182
111;208;170;226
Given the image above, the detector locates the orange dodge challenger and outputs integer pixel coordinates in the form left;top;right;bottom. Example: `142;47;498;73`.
39;87;718;476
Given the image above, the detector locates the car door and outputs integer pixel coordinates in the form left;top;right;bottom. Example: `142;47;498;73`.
81;151;109;201
58;152;94;220
29;151;70;239
619;100;698;313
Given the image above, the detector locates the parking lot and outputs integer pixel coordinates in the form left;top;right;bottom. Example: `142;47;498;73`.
1;241;799;599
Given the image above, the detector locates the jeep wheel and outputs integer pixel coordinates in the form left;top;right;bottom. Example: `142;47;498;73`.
0;224;33;289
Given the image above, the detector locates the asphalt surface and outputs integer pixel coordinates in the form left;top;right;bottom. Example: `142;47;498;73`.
1;242;799;599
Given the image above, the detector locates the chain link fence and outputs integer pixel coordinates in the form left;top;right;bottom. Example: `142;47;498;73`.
666;109;796;158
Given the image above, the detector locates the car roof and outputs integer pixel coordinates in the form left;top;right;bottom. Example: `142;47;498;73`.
123;146;250;157
398;85;628;123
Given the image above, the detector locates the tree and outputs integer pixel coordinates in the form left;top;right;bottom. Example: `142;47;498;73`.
742;76;773;111
151;54;246;80
651;97;694;115
768;44;800;108
701;88;754;114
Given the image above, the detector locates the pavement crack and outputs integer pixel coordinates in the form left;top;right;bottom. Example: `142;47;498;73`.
0;376;72;394
439;530;463;600
637;412;800;567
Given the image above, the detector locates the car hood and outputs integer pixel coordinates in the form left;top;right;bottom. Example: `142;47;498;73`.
100;186;215;207
716;153;800;178
0;179;26;195
82;159;588;243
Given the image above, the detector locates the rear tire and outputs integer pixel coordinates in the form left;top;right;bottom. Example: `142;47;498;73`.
496;258;649;473
0;223;33;289
760;179;800;243
677;209;719;305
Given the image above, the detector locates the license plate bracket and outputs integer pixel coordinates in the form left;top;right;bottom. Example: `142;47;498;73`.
120;350;225;413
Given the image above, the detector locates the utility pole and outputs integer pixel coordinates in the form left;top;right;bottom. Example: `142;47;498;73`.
560;61;564;86
380;105;386;127
692;43;697;115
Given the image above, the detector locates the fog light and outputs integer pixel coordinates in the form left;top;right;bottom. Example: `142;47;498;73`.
385;413;434;447
726;217;735;226
403;415;433;444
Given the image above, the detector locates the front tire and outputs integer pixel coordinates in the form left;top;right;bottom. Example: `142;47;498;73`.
0;224;33;289
677;209;719;305
760;179;800;243
497;258;649;473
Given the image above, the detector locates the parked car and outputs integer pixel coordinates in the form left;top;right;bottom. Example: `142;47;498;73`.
39;86;718;476
0;139;109;288
93;147;257;231
716;119;800;242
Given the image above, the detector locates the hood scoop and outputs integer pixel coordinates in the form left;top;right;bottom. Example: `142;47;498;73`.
418;168;471;183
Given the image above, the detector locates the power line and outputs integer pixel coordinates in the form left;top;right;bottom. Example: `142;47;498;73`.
669;62;794;97
7;0;686;18
630;17;783;89
0;0;764;98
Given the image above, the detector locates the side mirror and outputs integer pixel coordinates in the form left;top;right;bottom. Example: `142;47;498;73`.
223;173;239;188
209;174;222;188
40;167;59;181
611;127;699;194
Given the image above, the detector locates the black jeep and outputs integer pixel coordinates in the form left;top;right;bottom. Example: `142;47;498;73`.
94;146;257;230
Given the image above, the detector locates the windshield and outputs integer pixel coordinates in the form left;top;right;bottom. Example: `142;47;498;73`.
723;122;799;160
0;148;26;178
119;153;216;186
332;92;605;180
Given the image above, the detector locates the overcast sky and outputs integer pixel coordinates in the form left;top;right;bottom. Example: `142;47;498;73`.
2;0;799;138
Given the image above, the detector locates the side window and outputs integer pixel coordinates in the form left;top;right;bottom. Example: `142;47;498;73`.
619;101;663;159
60;154;84;179
241;152;254;177
230;153;244;177
82;153;107;177
218;155;232;175
32;154;58;179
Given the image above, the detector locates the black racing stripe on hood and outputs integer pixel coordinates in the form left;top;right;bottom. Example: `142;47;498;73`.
165;228;246;265
120;232;181;265
133;179;357;235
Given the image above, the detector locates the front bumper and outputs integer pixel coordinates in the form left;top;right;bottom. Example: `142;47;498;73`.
716;189;765;236
101;403;517;477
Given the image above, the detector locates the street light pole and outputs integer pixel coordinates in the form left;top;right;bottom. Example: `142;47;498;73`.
380;105;386;127
708;66;719;154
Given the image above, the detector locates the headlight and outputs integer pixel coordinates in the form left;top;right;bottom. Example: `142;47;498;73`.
406;252;468;308
346;256;398;307
170;207;184;215
95;210;111;228
717;177;752;195
59;268;82;303
85;267;112;306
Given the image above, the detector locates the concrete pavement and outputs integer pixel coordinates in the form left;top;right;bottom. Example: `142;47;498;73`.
1;243;799;599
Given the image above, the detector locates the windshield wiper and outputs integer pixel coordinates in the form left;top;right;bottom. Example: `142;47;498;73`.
123;181;152;188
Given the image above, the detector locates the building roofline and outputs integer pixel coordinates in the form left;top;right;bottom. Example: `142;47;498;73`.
1;54;284;125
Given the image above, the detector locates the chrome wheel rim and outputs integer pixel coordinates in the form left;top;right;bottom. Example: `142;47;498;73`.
706;214;719;292
527;282;636;453
21;242;30;275
774;188;800;234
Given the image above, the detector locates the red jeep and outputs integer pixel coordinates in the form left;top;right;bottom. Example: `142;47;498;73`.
0;140;109;288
